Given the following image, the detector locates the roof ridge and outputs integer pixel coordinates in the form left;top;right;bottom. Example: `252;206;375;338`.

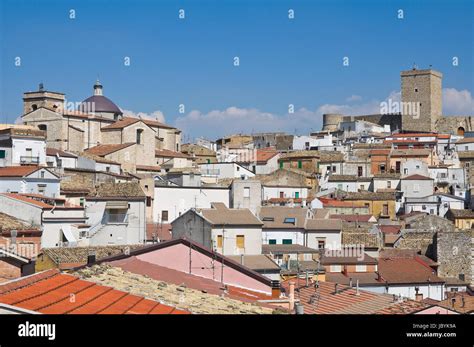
0;269;59;295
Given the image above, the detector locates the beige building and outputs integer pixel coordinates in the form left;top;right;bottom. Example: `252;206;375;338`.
20;81;181;173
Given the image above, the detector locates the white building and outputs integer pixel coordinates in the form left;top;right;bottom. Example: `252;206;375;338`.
153;183;230;223
293;135;332;151
0;126;46;167
199;162;255;182
0;166;60;197
262;184;308;205
46;148;78;169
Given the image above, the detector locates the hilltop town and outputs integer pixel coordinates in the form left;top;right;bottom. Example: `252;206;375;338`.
0;67;472;315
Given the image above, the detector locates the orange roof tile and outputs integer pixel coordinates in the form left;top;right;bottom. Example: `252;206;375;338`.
1;193;53;208
0;166;40;177
0;269;189;314
85;143;134;156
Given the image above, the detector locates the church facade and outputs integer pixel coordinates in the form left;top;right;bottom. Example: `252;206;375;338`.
20;81;182;173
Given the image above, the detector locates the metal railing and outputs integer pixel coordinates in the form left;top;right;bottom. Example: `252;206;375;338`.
20;156;40;164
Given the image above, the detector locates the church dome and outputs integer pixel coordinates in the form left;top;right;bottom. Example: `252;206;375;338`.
79;79;122;115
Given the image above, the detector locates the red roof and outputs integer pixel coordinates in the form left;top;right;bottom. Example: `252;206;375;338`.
85;143;135;156
146;223;172;242
0;166;40;177
0;269;189;314
108;256;273;303
1;193;53;209
378;257;444;284
155;149;191;159
379;225;401;234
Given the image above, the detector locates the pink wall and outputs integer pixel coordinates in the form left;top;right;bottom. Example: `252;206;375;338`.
136;243;271;294
415;306;459;315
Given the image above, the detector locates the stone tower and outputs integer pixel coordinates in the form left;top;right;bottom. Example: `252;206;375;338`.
23;83;65;115
401;68;442;133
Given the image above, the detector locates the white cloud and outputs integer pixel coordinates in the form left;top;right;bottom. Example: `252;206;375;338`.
346;95;362;102
121;109;166;123
443;88;474;115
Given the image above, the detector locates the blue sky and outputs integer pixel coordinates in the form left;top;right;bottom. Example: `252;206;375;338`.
1;0;473;140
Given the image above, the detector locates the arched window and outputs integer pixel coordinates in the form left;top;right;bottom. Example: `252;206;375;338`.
31;104;38;111
457;127;465;136
136;129;143;144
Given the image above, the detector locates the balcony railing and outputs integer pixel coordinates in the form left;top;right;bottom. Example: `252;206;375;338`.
20;156;40;164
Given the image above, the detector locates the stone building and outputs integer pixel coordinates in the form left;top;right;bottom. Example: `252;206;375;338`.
20;81;181;171
436;230;472;286
321;67;474;135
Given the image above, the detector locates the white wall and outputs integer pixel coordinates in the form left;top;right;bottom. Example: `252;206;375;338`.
262;186;308;200
12;138;46;166
324;181;358;192
262;230;305;245
363;283;445;301
293;135;332;150
153;185;230;223
306;231;341;250
199;163;255;179
212;227;262;255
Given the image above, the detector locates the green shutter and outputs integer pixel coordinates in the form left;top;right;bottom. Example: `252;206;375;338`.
0;150;5;159
269;239;277;245
279;161;283;169
283;239;293;245
295;192;299;199
298;160;302;169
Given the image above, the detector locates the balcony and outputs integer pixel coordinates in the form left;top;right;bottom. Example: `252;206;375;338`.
20;156;40;165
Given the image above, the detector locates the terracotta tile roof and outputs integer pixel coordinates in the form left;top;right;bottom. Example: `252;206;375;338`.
0;269;188;314
46;148;77;158
1;193;53;209
87;182;145;199
0;212;38;232
447;208;474;218
41;245;147;267
342;232;380;248
436;292;474;314
101;117;175;131
373;172;401;179
146;223;172;242
342;191;397;201
377;257;444;284
136;165;161;172
390;149;432;157
227;255;281;271
379;225;401;234
327;175;357;182
281;278;398;314
0;166;40;177
155;149;192;159
320;253;377;265
76;263;274;314
305;218;342;231
199;203;262;226
85;143;135;156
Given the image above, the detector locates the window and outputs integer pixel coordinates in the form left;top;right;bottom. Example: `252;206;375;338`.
355;265;367;272
404;168;408;175
284;217;296;224
360;185;365;190
395;161;401;173
106;209;127;223
0;150;5;159
79;198;85;207
136;129;143;144
298;160;302;169
243;187;250;198
414;88;418;92
40;171;45;178
207;159;211;164
262;216;275;221
161;210;169;222
305;142;310;149
236;235;245;249
268;239;277;245
383;204;389;215
358;166;363;177
236;166;240;172
318;239;325;249
280;192;284;198
38;124;47;131
295;192;300;199
413;184;420;192
146;196;152;207
387;181;392;189
380;164;386;173
329;265;341;272
217;235;223;248
37;184;46;194
279;161;283;169
282;239;292;245
332;166;336;173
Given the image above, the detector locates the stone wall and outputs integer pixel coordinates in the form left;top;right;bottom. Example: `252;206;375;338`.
436;230;472;285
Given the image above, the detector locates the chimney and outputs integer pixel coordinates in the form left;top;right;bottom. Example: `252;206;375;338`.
356;279;360;295
334;283;339;294
87;250;96;266
240;254;244;266
295;302;304;315
415;292;423;302
288;281;295;311
349;278;353;288
305;270;309;287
